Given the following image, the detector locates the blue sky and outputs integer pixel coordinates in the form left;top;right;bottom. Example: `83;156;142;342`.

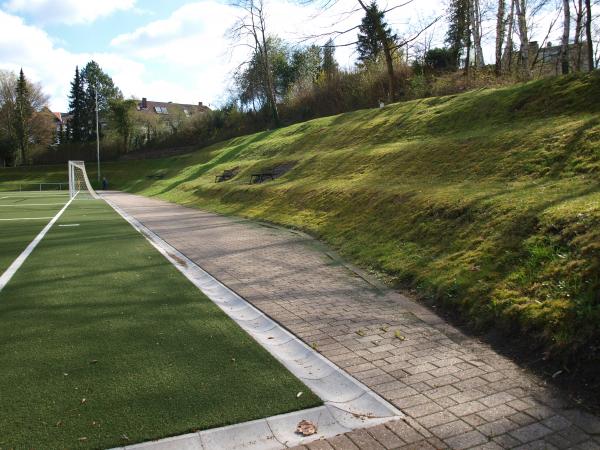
0;0;570;112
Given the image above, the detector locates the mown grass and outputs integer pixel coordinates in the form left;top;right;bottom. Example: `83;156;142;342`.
0;198;320;449
3;73;599;366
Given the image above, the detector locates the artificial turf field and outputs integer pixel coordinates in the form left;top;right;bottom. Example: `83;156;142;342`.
0;192;320;449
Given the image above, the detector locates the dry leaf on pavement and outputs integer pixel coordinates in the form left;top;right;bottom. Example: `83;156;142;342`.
296;419;317;436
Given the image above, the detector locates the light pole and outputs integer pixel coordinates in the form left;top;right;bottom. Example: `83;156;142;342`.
95;87;100;185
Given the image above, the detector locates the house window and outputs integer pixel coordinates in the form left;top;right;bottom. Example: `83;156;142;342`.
154;106;169;114
183;109;191;117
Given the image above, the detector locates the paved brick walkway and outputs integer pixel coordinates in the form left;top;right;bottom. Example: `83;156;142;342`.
106;192;600;450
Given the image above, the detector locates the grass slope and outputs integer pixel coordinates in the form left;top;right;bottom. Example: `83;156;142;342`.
0;198;320;449
3;74;599;365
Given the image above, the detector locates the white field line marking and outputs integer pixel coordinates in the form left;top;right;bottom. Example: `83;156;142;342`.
0;217;54;221
0;196;74;292
0;203;68;207
58;224;80;227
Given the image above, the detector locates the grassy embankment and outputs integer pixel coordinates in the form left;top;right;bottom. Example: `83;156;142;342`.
3;73;599;368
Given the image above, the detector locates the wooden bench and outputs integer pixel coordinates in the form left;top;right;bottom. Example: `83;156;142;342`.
250;173;275;184
215;169;237;183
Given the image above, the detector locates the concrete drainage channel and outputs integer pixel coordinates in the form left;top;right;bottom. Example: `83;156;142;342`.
104;197;403;450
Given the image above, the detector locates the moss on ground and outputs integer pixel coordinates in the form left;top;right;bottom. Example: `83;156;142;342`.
3;73;599;366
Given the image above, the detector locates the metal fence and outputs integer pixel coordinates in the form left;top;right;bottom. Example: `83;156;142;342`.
0;182;69;192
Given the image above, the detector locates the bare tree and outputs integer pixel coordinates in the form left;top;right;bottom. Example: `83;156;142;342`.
471;0;485;67
585;0;594;70
230;0;280;125
496;0;507;74
515;0;531;79
503;0;516;72
573;0;584;70
560;0;571;74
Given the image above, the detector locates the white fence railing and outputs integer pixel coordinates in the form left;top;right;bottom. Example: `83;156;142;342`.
1;182;69;192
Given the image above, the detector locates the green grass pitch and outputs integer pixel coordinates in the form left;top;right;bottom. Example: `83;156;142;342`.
0;193;320;449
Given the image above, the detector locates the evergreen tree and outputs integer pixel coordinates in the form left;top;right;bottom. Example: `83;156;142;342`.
68;66;85;142
356;2;396;67
80;60;123;140
445;0;470;69
14;69;32;165
322;39;338;79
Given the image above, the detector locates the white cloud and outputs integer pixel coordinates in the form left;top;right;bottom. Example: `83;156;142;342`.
0;10;190;111
3;0;136;25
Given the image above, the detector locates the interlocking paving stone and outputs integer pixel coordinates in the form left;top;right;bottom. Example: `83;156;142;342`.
443;430;488;449
429;420;473;440
326;434;360;450
510;422;553;443
477;417;519;437
306;440;335;450
345;429;386;450
366;424;405;448
106;192;600;450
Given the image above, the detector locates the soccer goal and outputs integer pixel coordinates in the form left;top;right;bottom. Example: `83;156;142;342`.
68;161;100;200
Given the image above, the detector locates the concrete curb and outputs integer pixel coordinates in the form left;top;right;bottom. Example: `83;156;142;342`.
103;194;403;450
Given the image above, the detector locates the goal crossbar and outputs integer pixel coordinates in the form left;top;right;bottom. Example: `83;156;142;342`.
68;161;100;199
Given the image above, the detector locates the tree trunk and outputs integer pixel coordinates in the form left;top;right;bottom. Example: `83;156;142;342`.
503;0;516;72
496;0;506;75
470;0;485;67
574;0;584;71
515;0;531;79
252;0;279;126
357;0;397;102
585;0;594;71
560;0;571;74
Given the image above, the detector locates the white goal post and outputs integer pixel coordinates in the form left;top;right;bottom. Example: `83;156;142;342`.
68;161;100;199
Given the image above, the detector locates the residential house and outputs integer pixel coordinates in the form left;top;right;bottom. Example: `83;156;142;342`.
528;41;592;76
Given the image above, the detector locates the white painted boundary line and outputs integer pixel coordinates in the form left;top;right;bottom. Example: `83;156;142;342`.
0;203;69;207
0;217;55;221
0;197;74;292
103;195;403;450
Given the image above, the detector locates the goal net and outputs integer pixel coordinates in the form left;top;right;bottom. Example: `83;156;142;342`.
68;161;100;200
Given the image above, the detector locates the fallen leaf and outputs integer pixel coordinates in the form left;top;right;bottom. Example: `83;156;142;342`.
552;370;563;378
311;343;318;351
78;437;88;442
356;329;366;337
90;360;98;364
121;434;130;441
55;420;63;427
296;391;303;398
394;330;406;341
296;419;317;436
80;398;87;405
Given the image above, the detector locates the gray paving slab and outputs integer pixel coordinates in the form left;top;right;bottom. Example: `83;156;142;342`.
105;192;600;450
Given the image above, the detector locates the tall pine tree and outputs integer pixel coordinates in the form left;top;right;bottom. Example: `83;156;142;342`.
68;66;85;142
322;39;338;80
445;0;470;70
356;2;396;67
14;69;32;165
81;61;122;141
